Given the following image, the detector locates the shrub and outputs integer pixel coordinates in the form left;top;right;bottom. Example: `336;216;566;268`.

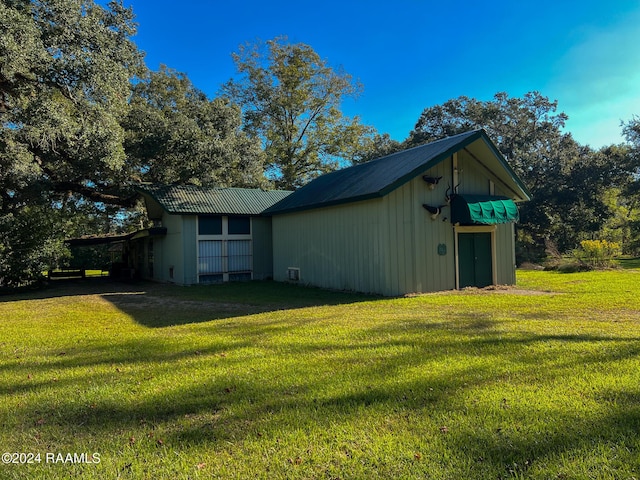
577;239;621;268
557;260;592;273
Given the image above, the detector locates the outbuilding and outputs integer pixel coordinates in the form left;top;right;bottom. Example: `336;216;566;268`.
264;129;530;295
136;185;291;285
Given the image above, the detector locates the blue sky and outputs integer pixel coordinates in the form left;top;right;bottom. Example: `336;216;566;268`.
124;0;640;148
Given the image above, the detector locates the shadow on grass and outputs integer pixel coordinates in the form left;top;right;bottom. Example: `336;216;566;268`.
618;257;640;269
0;276;380;327
4;278;640;476
8;315;640;478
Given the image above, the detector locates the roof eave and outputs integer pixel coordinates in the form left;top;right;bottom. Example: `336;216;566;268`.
135;187;173;219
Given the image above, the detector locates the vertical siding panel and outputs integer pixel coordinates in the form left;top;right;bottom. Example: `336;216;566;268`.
160;212;185;284
414;174;425;293
370;205;379;293
392;190;403;295
416;160;451;292
353;207;361;291
495;223;516;285
371;203;381;294
389;190;399;295
183;216;198;284
403;182;414;294
379;197;390;295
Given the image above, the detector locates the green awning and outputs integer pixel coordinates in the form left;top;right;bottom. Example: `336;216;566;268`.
451;195;519;225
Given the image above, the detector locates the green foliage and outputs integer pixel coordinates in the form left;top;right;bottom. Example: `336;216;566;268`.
124;66;267;189
0;206;69;287
1;271;640;478
0;0;144;285
1;0;145;206
577;239;621;268
222;37;375;189
350;132;404;164
620;116;640;253
1;1;270;286
67;245;110;270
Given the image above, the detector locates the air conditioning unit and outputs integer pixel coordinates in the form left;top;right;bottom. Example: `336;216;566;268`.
287;267;300;281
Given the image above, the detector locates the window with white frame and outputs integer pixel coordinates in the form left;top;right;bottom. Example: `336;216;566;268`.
197;215;252;283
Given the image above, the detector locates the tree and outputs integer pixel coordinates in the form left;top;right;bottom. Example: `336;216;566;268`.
123;66;266;189
1;0;145;286
407;92;634;258
1;1;270;286
619;117;640;253
221;37;374;189
1;0;145;208
351;133;403;164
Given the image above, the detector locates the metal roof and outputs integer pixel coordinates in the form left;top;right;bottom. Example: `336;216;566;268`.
264;129;530;215
137;185;293;216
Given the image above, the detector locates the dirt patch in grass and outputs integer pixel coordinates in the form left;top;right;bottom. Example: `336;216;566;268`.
479;285;561;295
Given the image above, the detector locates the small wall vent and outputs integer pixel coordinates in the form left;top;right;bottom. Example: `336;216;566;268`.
287;267;300;281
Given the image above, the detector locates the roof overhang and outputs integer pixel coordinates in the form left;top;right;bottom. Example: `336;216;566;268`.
64;227;167;247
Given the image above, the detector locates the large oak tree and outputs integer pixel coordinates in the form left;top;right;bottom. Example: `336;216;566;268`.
0;0;266;286
124;66;266;189
1;0;144;208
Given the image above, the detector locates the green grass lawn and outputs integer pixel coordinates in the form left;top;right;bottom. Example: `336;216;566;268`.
1;271;639;479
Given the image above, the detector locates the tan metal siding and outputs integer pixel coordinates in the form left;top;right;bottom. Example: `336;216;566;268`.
156;212;184;284
495;223;516;285
273;199;387;294
272;154;517;295
273;161;459;296
384;161;456;295
182;216;198;284
458;150;492;194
